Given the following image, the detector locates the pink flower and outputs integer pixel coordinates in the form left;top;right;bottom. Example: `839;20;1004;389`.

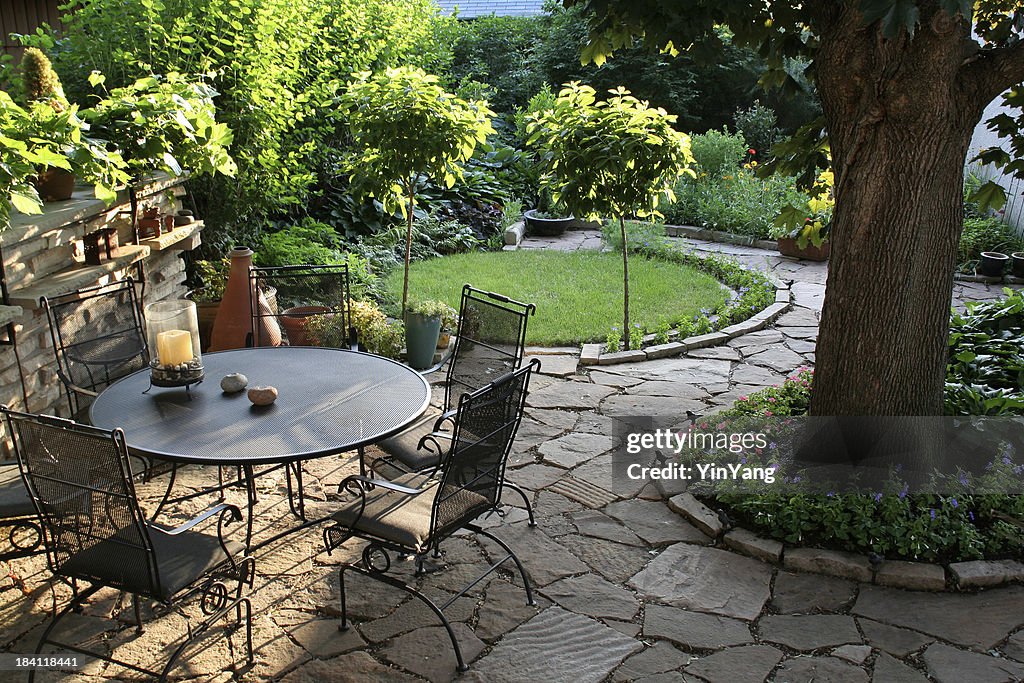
739;395;748;401
767;397;776;403
765;410;774;416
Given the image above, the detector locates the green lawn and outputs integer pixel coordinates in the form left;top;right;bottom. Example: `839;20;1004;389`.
384;250;728;346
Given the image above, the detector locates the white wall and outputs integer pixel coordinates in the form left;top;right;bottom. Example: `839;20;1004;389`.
967;92;1024;235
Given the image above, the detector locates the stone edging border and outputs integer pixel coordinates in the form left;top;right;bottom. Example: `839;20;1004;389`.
668;490;1024;593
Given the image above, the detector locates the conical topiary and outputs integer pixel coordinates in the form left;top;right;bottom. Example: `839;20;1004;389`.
21;47;67;111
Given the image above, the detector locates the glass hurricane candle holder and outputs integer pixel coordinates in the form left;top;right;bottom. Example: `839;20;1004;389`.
145;299;204;388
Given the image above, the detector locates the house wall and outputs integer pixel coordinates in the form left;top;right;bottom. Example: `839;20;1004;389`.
1;1;63;60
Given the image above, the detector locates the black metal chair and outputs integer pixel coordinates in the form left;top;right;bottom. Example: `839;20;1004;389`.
249;263;353;348
323;360;539;672
41;277;148;419
375;285;536;521
2;409;255;682
0;462;42;561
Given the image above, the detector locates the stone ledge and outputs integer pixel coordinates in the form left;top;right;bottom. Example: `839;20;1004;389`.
9;244;150;309
0;306;23;328
724;528;782;563
140;220;204;251
875;560;947;591
503;220;525;247
784;547;873;583
949;559;1024;589
667;492;724;538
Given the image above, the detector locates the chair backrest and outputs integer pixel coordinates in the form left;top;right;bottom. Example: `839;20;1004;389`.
2;409;161;596
249;264;351;348
430;360;537;539
41;278;149;415
444;286;535;412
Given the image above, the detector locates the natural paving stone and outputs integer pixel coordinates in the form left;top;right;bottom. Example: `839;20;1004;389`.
775;308;820;327
575;413;617;434
605;619;643;638
724;528;782;563
758;614;861;651
949;559;1024;588
527;381;616;409
922;643;1024;683
541;573;640;621
784;547;873;582
773;657;869;682
1006;631;1024;663
510;417;565;454
832;644;872;664
572;453;647;499
854;585;1024;651
729;329;785;348
667;492;723;538
682;645;784;683
526;408;578;430
505;463;565;490
780;325;819;340
603;499;711;546
561;534;653;585
589;371;645;387
472;607;642;683
614;641;692;682
858;619;934;658
771;571;857;614
599;357;732;383
600;393;707;418
380;623;484;682
625;380;711;400
729;364;786;386
278;652;418;682
526;353;579;377
475;580;548;641
570;509;645;546
358;596;475;643
629;544;772;621
288;619;366;658
548;475;619;508
785;338;817;354
743;345;806;372
687;346;741;361
600;349;648;364
645;342;687;359
538;432;614;468
872;653;930;683
642;604;753;650
875;560;946;591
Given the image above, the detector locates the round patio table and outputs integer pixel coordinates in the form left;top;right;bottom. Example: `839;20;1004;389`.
90;347;431;547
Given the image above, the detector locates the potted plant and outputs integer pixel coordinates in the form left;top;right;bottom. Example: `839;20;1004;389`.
777;219;832;261
773;171;833;261
979;251;1009;277
436;303;459;349
20;47;74;200
338;66;494;316
527;83;694;350
405;299;448;369
186;258;230;351
523;188;574;236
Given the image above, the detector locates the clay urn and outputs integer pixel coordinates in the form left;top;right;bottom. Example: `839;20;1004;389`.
209;246;282;350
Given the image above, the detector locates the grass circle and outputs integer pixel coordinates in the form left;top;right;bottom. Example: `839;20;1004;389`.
384;250;728;346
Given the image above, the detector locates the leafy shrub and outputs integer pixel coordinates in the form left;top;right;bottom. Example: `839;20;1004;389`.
664;168;808;239
689;128;747;174
958;217;1024;267
733;101;780;161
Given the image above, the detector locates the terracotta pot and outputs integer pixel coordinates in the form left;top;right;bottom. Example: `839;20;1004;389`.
34;168;75;201
280;306;330;346
209;246;282;350
186;291;220;352
437;331;451;349
778;237;830;261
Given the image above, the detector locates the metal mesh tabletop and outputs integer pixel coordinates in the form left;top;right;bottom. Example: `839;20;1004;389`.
89;348;430;465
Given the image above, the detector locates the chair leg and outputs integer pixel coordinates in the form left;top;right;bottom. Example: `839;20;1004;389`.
467;524;537;607
502;482;536;527
338;564;349;631
30;584;102;683
132;593;145;635
344;563;468;671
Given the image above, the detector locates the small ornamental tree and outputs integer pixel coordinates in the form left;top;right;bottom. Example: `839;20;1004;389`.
338;67;495;313
527;83;694;349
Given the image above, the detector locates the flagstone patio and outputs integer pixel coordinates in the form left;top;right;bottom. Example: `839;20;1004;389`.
2;231;1021;682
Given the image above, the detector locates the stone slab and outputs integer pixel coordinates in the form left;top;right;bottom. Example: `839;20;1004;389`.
613;642;692;682
858;618;934;657
642;603;753;650
472;607;642;683
758;614;861;651
949;559;1024;589
581;343;603;365
683;645;783;683
771;571;856;614
872;653;930;683
526;354;579;377
922;643;1024;683
682;332;729;349
599;349;648;365
724;528;782;563
667;492;723;538
644;342;687;359
538;432;614;469
875;561;946;591
540;573;640;621
570;509;645;546
380;623;484;682
629;544;772;621
784;547;873;583
603;499;710;546
773;657;868;683
832;644;872;664
526;381;616;409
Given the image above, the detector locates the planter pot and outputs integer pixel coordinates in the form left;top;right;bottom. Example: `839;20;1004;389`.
778;237;830;261
174;210;194;226
524;209;575;236
437;331;451;349
405;312;442;370
979;251;1009;278
210;246;282;350
1011;252;1024;279
186;291;220;352
280;306;330;346
33;168;75;201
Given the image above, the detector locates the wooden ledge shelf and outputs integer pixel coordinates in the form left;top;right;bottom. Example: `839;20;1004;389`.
140;220;204;251
8;244;150;309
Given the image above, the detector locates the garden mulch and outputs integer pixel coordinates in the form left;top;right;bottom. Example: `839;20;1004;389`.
2;232;1021;682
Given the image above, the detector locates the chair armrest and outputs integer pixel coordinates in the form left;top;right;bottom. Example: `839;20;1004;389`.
158;503;243;536
417;431;451;458
431;408;457;433
337;474;428;496
55;369;99;399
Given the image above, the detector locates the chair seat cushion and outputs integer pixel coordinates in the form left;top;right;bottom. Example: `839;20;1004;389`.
376;414;444;472
60;524;245;600
0;465;34;519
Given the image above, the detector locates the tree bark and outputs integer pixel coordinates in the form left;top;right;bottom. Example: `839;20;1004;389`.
401;181;415;317
809;3;989;415
620;215;631;348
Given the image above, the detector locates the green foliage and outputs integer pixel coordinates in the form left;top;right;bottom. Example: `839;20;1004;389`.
82;73;235;182
406;299;451;318
946;289;1024;416
605;327;621;353
733;101;780;160
190;258;231;303
51;0;448;250
689;128;747;174
665;168;808;240
958;217;1024;269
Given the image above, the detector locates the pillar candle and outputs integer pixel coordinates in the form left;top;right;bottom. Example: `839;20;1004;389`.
157;329;193;366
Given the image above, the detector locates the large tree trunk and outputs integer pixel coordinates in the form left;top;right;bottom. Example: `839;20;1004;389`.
809;4;993;416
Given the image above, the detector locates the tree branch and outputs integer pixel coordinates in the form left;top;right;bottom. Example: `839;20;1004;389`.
962;40;1024;107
